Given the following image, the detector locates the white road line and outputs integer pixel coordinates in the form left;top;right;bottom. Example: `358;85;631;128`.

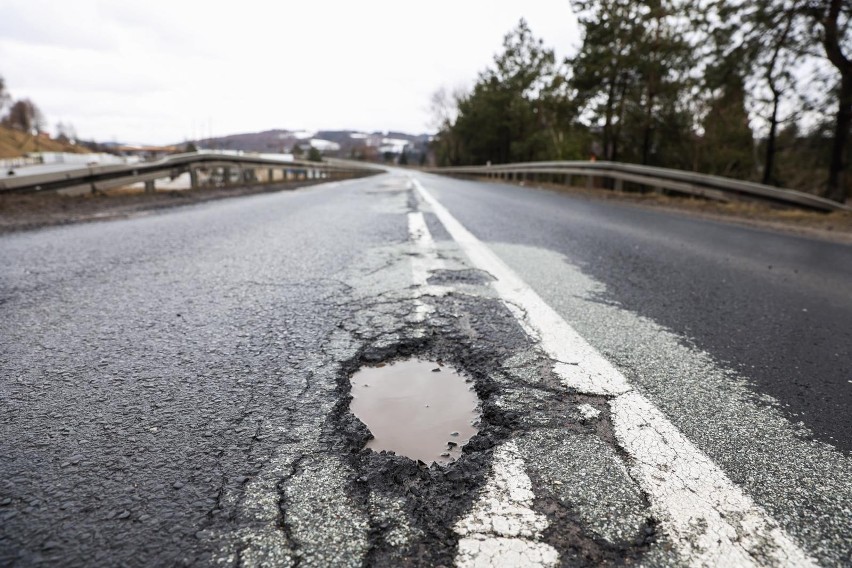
407;210;446;323
455;442;558;568
413;181;628;397
407;202;554;565
408;210;445;288
612;392;816;567
412;178;817;568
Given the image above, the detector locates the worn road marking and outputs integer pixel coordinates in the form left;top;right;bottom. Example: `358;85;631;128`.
412;177;817;568
455;442;559;568
408;201;554;565
408;210;446;323
408;210;445;288
413;181;629;397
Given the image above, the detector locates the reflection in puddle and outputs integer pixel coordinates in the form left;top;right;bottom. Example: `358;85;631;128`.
349;359;481;465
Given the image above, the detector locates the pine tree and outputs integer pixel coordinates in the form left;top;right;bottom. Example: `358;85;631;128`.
700;77;755;179
451;19;557;165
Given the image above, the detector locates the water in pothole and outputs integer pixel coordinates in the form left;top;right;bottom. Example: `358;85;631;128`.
349;358;481;465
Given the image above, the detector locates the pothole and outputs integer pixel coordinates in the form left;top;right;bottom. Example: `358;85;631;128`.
349;358;481;465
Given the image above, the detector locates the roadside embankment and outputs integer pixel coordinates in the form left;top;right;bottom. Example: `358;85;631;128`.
493;177;852;244
0;179;334;234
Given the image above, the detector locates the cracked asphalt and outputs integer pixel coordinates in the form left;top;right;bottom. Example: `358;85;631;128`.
1;172;850;567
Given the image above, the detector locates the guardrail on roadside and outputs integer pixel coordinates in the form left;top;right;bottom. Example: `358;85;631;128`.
0;152;380;194
427;161;851;213
0;156;42;170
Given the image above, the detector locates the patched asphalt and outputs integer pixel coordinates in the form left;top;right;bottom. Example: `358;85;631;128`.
1;173;851;566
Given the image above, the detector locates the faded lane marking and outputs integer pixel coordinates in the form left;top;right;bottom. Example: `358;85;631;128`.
455;442;558;568
412;177;817;568
409;210;438;322
414;182;629;397
407;209;448;324
408;198;554;565
408;210;445;287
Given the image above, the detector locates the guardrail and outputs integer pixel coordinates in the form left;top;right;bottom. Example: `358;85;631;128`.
0;156;42;170
428;161;850;213
0;152;379;194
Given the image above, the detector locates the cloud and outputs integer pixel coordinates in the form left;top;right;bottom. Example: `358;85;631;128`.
0;0;119;50
0;0;580;144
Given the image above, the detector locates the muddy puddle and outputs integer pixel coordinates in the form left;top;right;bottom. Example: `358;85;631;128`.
349;359;480;465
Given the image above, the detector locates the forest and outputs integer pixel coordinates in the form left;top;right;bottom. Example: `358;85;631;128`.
430;0;852;203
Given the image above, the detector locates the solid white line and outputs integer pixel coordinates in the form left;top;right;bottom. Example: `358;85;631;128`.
413;181;629;397
612;392;816;567
412;178;816;568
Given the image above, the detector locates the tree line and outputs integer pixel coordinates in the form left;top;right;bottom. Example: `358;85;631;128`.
431;1;852;203
0;75;47;136
0;74;110;153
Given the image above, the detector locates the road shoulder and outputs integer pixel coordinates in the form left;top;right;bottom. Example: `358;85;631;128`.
472;177;852;245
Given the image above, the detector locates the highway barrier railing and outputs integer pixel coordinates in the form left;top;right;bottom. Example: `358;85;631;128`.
427;161;850;213
0;152;379;194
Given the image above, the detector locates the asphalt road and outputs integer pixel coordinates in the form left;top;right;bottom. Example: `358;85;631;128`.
1;172;850;567
420;174;852;450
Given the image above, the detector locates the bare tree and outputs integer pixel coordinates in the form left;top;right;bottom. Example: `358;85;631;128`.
808;0;852;202
429;85;466;166
428;86;464;131
0;75;10;115
742;0;808;186
2;99;44;134
55;121;77;143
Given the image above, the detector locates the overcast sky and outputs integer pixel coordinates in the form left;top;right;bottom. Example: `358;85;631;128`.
0;0;580;145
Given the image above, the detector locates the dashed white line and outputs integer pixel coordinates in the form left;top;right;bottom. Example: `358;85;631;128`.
407;210;447;323
455;442;558;568
408;210;445;288
407;203;554;565
412;177;817;568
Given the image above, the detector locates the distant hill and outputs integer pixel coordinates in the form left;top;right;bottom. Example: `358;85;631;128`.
0;125;89;159
189;129;432;163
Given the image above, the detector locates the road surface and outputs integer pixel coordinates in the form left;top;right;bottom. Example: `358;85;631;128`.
1;172;850;567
